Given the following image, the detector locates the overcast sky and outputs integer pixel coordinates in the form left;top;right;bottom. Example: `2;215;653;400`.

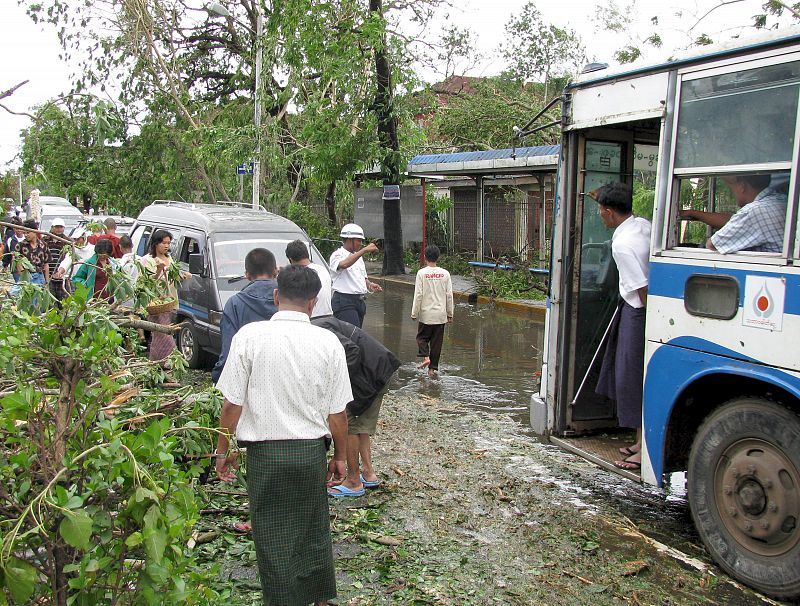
0;0;794;168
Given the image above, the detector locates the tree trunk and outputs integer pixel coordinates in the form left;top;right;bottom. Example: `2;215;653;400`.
369;0;405;275
325;180;337;226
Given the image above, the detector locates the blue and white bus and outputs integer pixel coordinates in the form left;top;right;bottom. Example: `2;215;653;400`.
532;28;800;599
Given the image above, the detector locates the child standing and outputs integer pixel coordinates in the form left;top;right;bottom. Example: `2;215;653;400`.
411;245;454;377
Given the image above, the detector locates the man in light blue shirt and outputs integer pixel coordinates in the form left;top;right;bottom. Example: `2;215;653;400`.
680;174;787;254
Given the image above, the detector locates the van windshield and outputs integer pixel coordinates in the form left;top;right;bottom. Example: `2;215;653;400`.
212;233;298;278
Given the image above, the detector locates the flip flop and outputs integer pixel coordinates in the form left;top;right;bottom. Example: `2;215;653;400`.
360;474;382;489
618;446;636;456
327;484;366;498
232;521;251;534
613;459;641;471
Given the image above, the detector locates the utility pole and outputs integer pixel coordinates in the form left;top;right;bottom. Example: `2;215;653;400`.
253;7;262;210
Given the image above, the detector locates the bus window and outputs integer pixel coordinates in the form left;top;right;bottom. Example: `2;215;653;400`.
672;172;790;252
668;58;800;255
675;62;800;169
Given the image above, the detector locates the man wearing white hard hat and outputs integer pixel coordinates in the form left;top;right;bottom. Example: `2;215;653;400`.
328;223;382;328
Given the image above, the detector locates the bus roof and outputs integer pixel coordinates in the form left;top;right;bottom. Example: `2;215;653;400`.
571;26;800;90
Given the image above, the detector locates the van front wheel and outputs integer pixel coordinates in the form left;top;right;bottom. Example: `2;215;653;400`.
688;397;800;600
178;321;207;369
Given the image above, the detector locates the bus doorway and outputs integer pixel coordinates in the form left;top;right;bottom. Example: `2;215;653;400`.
547;120;661;477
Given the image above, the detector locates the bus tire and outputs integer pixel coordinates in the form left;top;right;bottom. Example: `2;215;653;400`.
688;397;800;600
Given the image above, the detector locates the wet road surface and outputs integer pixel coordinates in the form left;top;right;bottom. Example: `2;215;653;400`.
363;282;544;426
362;282;780;605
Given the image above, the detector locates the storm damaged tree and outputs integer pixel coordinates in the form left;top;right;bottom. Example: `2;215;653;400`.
0;251;223;604
370;0;404;275
501;2;585;99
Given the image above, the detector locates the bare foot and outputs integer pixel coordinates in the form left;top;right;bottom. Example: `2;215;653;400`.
418;357;430;369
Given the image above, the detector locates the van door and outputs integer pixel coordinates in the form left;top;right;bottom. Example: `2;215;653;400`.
176;230;210;327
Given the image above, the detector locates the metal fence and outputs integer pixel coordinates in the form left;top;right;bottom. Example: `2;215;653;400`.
450;184;553;267
298;180;554;267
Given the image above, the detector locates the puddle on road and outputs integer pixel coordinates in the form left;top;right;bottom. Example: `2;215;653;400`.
363;283;543;425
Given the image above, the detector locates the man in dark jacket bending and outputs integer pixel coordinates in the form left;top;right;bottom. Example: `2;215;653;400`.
313;314;401;497
211;248;278;384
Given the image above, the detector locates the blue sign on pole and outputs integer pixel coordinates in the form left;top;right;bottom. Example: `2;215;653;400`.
236;162;255;175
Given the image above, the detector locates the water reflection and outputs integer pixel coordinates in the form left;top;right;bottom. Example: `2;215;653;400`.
362;282;544;425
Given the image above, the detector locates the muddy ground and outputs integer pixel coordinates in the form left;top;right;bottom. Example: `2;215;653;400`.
199;390;782;606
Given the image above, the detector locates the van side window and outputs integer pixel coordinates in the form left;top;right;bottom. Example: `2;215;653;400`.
668;60;799;255
179;237;201;265
136;226;153;257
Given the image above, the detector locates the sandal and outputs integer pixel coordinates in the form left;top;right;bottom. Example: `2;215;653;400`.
618;446;636;457
232;521;251;534
613;459;641;471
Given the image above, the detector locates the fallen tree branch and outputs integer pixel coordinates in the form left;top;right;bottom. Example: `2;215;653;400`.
116;318;179;334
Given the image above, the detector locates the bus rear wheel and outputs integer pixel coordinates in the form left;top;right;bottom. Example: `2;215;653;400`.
688;397;800;600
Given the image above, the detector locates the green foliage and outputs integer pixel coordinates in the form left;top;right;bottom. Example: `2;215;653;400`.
424;76;560;151
593;0;662;65
0;276;223;603
438;253;472;276
22;0;432;225
473;267;547;301
502;2;585;90
286;201;340;259
20;99;126;209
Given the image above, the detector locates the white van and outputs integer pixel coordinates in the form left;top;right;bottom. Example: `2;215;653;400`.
38;196;84;232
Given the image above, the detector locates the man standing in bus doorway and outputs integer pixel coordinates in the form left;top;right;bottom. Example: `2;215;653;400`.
592;182;651;471
329;223;383;328
679;174;787;253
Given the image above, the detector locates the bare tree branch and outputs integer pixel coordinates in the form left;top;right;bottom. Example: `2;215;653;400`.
0;80;28;101
0;103;36;120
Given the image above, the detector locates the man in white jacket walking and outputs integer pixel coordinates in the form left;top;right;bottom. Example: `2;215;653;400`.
411;245;454;377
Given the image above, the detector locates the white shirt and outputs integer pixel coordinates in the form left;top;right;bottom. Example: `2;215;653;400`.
411;266;454;325
329;246;368;294
119;252;140;308
612;215;651;309
216;310;352;441
120;252;140;282
58;243;95;276
308;262;333;318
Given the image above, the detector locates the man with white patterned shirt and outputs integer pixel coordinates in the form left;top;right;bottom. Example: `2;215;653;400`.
680;174;787;254
215;265;351;606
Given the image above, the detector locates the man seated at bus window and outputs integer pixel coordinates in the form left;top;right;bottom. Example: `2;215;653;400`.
679;174;787;254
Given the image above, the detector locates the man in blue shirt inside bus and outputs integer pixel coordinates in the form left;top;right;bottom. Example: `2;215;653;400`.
680;174;787;254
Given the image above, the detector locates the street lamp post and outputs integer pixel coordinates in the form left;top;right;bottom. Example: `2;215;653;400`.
208;2;262;210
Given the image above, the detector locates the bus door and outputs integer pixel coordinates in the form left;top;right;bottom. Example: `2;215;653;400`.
556;126;661;435
556;132;630;433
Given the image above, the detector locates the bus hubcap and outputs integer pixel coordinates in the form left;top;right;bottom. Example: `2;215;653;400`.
717;439;800;556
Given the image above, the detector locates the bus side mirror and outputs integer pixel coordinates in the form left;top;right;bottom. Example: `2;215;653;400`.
188;253;206;277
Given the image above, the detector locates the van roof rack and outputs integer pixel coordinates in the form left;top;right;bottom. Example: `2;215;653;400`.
151;199;266;211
